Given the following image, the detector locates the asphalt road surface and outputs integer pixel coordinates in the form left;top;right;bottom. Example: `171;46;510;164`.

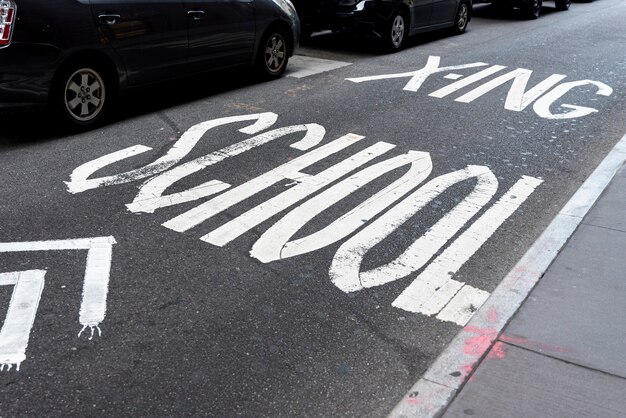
1;1;625;416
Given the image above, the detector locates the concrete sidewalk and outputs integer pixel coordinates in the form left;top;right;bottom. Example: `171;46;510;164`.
442;164;626;417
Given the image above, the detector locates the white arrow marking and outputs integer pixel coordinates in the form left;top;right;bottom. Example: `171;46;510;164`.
0;270;45;371
0;236;116;371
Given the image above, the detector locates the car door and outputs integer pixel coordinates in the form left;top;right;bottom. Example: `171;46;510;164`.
407;0;434;30
430;0;458;25
183;0;255;74
90;0;188;86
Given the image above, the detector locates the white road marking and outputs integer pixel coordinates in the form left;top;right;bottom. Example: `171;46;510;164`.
66;113;278;193
347;56;613;120
429;65;506;98
389;132;626;417
346;55;487;92
435;286;490;326
250;151;432;263
126;123;326;213
203;141;395;246
162;134;365;234
455;69;566;111
65;112;541;325
127;180;232;214
0;270;45;371
0;237;116;370
533;79;613;119
392;176;543;323
79;239;114;336
330;166;498;293
0;237;113;251
286;55;352;78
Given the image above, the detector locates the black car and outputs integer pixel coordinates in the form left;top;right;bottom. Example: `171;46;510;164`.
474;0;570;19
0;0;300;128
291;0;471;50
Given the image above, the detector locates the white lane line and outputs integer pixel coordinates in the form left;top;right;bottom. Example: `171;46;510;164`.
287;55;352;78
388;131;626;418
0;236;115;252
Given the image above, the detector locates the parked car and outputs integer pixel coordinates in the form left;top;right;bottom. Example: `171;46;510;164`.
474;0;570;19
290;0;471;50
0;0;300;128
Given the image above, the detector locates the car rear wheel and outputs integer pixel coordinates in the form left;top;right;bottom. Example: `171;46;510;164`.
54;63;111;129
256;27;290;79
387;12;407;51
454;1;470;34
526;0;542;19
555;0;571;10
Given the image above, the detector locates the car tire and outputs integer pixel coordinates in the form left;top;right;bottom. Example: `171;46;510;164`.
53;62;112;130
453;1;470;34
256;27;290;80
526;0;542;19
386;11;408;51
555;0;570;10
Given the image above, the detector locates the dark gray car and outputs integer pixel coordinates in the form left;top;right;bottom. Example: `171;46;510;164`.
0;0;300;128
291;0;471;50
474;0;570;19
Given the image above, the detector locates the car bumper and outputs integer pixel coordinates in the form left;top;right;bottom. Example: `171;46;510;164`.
490;0;533;6
317;1;393;38
0;42;60;108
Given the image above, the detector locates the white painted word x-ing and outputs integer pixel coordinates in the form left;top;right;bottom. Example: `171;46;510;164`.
346;55;612;119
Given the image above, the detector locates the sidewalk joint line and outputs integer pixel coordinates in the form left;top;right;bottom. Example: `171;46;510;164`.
499;340;626;382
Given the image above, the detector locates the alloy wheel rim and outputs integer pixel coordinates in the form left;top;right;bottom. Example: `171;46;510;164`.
391;15;405;48
64;68;105;122
264;34;286;74
533;0;541;15
458;4;468;29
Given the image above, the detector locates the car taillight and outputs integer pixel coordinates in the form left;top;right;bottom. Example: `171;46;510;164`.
0;0;16;47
